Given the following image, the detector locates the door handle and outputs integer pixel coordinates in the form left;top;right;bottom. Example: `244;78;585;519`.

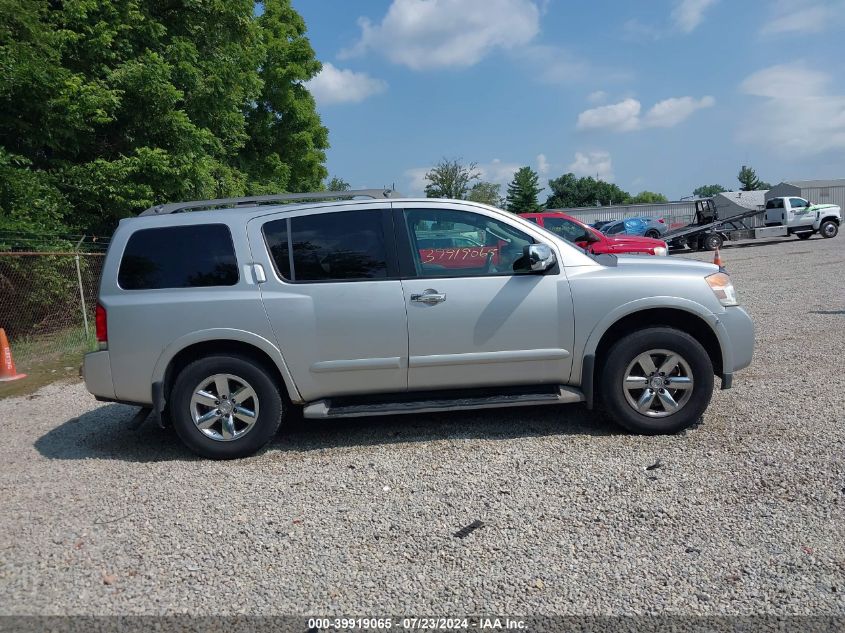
410;289;446;305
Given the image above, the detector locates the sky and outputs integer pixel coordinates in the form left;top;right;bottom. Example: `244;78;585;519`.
293;0;845;200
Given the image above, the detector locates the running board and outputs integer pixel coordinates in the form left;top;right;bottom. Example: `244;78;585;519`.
302;385;584;419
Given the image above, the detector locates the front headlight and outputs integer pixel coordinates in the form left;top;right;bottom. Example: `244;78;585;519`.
653;245;668;256
706;272;739;306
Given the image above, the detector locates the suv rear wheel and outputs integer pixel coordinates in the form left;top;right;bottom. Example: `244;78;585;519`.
599;327;713;434
170;355;282;459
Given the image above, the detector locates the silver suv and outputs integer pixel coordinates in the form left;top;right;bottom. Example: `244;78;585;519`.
83;190;754;459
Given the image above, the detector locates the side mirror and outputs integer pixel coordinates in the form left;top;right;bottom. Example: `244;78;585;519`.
522;244;556;273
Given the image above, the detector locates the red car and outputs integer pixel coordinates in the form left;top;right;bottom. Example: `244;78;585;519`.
520;212;669;256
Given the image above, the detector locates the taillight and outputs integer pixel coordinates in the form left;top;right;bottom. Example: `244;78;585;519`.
658;218;665;223
95;303;108;343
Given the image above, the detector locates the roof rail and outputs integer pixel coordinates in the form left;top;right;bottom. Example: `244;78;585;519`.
139;189;402;216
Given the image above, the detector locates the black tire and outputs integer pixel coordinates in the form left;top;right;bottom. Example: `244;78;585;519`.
644;229;661;239
702;233;723;251
170;355;282;459
820;220;838;239
599;327;714;435
796;232;813;240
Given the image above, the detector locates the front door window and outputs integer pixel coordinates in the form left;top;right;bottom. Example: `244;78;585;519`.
403;209;535;277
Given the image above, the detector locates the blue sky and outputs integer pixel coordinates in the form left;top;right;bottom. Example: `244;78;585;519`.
293;0;845;200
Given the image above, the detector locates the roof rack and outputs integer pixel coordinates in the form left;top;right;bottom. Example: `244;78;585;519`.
139;189;402;216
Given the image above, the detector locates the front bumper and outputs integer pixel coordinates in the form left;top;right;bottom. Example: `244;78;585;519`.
83;350;115;400
718;306;754;386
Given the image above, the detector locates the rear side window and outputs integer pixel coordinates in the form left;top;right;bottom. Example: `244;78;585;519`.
263;210;388;282
118;224;238;290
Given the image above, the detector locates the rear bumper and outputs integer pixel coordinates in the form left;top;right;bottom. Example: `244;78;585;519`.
83;350;115;400
718;306;754;385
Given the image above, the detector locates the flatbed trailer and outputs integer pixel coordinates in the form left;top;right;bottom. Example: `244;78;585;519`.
664;199;787;251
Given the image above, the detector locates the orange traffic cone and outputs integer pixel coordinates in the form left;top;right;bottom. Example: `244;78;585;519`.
713;247;723;268
0;328;26;382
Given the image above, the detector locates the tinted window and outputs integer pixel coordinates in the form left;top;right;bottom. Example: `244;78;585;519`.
404;209;535;277
542;217;590;243
790;198;808;208
262;219;292;280
605;222;626;235
269;210;388;282
119;225;238;290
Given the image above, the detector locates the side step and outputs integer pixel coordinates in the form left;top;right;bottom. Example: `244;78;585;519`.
302;385;584;419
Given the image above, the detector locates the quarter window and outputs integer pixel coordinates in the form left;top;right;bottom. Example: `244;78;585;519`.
403;209;535;277
263;210;389;282
118;224;238;290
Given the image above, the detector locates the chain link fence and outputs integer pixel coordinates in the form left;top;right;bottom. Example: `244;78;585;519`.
0;251;104;377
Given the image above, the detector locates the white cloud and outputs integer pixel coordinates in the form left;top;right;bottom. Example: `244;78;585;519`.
477;159;521;186
739;62;845;155
761;6;831;34
671;0;718;32
587;90;608;104
516;45;588;84
341;0;540;70
404;167;430;195
576;98;642;132
643;96;715;127
577;95;714;131
568;151;614;181
305;63;387;105
537;153;550;175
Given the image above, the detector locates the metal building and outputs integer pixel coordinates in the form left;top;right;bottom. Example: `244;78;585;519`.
766;179;845;209
712;190;768;226
553;201;698;230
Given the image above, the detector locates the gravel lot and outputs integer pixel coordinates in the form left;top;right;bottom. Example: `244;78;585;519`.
1;234;843;617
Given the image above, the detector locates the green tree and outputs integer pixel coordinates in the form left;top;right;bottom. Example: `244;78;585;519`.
467;181;502;207
505;167;543;213
737;165;767;191
326;176;351;191
693;184;727;198
0;0;328;237
240;0;328;195
630;191;668;204
545;173;631;208
424;158;480;199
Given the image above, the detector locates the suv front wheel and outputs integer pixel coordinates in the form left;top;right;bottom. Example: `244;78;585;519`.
600;327;714;434
170;355;283;459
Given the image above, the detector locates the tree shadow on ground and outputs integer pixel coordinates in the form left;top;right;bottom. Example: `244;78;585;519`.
34;401;620;463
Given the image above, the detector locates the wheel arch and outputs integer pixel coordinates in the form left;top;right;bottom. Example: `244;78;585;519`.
579;303;726;407
152;329;303;409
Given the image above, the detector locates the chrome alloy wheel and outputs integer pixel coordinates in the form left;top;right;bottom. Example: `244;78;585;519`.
622;349;694;418
189;373;259;441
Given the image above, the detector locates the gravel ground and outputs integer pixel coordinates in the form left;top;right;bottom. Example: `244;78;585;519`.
0;234;843;617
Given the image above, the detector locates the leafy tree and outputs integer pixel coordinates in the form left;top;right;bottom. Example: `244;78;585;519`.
545;173;631;209
424;158;480;199
505;167;543;213
693;184;727;198
240;0;328;196
758;180;772;190
0;0;328;237
326;176;351;191
467;181;502;207
630;191;668;204
737;165;767;191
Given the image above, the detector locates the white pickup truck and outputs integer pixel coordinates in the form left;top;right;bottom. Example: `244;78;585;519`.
764;196;841;240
